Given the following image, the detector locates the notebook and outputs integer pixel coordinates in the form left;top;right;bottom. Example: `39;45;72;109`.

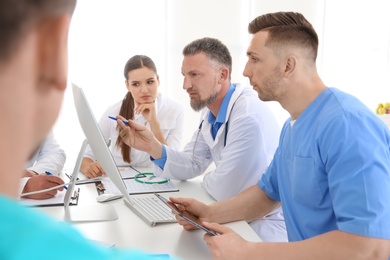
72;83;177;226
19;187;79;207
19;144;81;207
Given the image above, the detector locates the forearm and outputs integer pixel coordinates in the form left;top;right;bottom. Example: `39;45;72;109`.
19;177;30;196
161;147;211;180
209;185;280;224
80;157;93;174
147;138;164;160
245;231;390;260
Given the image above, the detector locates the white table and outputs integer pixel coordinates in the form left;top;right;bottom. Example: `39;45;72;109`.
40;176;261;260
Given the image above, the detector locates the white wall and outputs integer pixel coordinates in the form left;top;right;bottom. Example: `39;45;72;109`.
321;0;390;110
54;0;390;169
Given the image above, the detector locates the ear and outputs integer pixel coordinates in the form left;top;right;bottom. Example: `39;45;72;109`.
218;67;229;83
284;56;296;78
36;15;72;91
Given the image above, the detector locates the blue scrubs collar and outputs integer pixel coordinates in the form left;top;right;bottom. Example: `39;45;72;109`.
208;84;236;140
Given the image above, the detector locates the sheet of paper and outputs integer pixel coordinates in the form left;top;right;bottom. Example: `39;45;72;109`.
19;189;78;207
101;177;179;194
118;167;140;179
118;166;154;179
75;173;103;184
75;166;152;183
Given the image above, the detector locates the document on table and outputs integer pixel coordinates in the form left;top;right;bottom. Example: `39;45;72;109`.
74;166;150;183
100;176;179;194
117;166;141;179
73;171;102;184
19;189;79;207
117;166;154;179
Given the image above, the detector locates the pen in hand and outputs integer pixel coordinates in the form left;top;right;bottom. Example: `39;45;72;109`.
108;116;129;125
45;171;68;190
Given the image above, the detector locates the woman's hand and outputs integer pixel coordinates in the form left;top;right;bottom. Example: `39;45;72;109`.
135;102;157;123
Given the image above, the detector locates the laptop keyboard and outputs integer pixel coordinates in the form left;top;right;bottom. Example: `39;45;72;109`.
132;196;177;223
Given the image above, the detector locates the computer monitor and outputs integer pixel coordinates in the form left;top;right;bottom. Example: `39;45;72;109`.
72;83;177;226
72;83;132;203
63;85;122;223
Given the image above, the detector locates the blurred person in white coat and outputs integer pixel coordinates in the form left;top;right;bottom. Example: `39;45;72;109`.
20;131;66;199
0;0;173;258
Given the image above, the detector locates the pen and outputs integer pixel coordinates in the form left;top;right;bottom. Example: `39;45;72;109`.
65;172;79;181
108;116;129;125
45;171;68;190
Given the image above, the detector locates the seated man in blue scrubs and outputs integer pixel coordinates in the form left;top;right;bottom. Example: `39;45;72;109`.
0;0;167;259
157;12;390;258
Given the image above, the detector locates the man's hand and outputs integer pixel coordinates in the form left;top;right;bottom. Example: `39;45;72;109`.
22;174;65;200
169;197;211;231
203;222;251;260
117;115;163;159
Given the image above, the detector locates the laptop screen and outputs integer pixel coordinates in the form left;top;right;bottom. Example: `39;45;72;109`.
71;83;132;203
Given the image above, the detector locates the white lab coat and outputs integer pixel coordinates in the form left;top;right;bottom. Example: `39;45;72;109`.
84;92;184;167
154;83;287;242
26;131;66;174
19;131;66;194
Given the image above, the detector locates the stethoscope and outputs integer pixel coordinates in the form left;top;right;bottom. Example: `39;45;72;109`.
192;120;204;160
109;139;168;185
134;172;169;184
130;166;169;185
192;119;229;161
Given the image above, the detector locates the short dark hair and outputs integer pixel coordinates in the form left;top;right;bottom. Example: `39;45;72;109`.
0;0;76;62
248;12;319;61
183;37;232;80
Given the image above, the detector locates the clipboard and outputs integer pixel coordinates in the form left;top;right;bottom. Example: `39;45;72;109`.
19;188;80;207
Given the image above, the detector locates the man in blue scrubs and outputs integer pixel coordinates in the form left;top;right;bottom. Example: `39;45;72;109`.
168;12;390;259
0;0;165;259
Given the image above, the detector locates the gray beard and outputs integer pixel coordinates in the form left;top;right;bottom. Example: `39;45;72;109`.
190;91;219;111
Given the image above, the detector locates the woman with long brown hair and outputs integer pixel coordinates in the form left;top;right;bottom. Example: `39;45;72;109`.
80;55;184;178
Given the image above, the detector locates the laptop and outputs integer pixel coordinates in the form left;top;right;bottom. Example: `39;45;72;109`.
72;83;177;226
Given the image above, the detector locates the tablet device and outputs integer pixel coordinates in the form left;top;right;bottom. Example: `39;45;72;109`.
154;193;218;236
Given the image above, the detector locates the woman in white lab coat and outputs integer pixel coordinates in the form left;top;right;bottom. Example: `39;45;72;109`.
80;55;184;178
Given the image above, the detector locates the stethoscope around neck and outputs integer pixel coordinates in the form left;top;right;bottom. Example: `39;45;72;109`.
192;119;229;161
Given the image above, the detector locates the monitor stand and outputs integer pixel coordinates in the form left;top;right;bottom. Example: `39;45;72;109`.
64;139;118;222
65;204;118;223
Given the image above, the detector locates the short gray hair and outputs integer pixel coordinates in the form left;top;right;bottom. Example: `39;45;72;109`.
183;37;232;80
